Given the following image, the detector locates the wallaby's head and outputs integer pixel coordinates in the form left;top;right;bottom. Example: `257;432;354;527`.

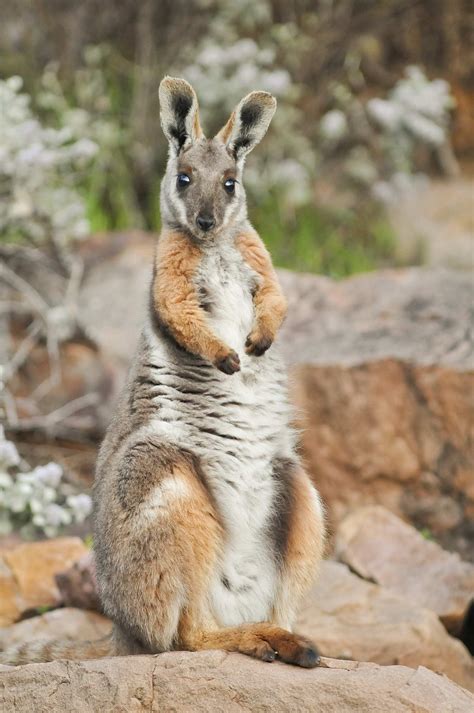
159;76;276;240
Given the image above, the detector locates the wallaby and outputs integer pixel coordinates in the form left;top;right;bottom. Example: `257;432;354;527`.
1;77;325;668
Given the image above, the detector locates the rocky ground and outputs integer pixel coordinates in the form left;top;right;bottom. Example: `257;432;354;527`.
2;231;473;710
0;505;473;710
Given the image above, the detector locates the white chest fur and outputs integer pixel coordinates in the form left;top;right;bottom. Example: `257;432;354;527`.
195;245;256;354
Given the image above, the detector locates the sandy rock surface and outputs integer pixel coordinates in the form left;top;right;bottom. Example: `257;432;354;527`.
1;651;473;713
335;507;474;634
0;607;111;650
0;538;88;626
296;560;474;692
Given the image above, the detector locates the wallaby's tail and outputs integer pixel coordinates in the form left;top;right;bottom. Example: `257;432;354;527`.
0;632;113;666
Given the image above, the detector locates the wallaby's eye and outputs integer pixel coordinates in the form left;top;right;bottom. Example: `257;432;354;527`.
224;178;236;194
177;173;191;189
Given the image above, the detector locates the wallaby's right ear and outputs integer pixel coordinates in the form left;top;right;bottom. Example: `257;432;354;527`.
216;91;277;161
159;76;203;155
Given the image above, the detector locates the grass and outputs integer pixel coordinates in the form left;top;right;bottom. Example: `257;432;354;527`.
250;192;396;278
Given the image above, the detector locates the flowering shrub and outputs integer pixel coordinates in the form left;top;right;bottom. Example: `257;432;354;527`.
180;2;316;207
319;67;456;202
0;75;97;246
0;427;92;538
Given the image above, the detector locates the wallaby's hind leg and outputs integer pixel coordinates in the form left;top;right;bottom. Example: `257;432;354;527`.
271;460;326;630
177;618;320;668
174;459;324;669
94;440;223;654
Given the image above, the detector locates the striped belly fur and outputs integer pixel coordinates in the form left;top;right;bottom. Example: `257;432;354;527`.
138;246;297;626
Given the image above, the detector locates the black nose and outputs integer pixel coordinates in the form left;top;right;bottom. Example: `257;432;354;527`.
196;215;215;232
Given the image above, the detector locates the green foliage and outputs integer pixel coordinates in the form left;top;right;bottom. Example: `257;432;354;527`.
251;192;395;277
83;533;94;549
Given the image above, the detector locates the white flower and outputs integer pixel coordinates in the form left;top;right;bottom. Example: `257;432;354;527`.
0;440;20;468
366;99;401;132
320;110;348;142
34;462;62;488
44;503;73;528
66;493;93;522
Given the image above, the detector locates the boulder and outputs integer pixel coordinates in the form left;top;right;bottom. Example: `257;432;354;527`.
277;267;473;558
0;608;111;650
334;506;474;634
1;651;473;713
55;552;101;611
296;561;474;692
0;538;88;626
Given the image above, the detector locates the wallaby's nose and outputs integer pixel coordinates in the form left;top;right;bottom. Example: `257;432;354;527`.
196;215;215;232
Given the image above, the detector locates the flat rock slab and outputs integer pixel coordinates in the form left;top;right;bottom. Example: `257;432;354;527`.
277;267;473;370
335;506;474;634
1;651;473;713
296;561;474;692
0;538;88;626
0;608;111;650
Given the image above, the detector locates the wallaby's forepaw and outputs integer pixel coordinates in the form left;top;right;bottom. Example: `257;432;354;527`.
245;328;273;357
215;349;241;375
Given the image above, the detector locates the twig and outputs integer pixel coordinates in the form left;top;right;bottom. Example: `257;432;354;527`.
2;320;42;383
9;392;100;430
0;262;49;317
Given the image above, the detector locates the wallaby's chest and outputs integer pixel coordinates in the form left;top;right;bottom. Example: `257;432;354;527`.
194;247;258;352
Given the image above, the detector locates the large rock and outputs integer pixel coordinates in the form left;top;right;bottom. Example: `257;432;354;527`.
277;268;473;558
334;506;474;635
1;651;473;713
296;561;474;692
0;608;111;650
0;538;88;626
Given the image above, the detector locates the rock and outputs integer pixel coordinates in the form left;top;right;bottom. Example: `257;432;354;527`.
334;506;474;634
385;177;474;270
78;231;156;371
0;651;474;713
277;267;473;558
0;538;88;626
1;651;473;713
296;561;474;692
55;552;101;611
0;608;111;650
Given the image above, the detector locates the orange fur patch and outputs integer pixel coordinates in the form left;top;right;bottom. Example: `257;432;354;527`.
236;229;287;353
153;229;235;366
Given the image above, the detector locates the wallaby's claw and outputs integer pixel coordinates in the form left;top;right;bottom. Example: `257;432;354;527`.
216;350;241;375
245;331;273;357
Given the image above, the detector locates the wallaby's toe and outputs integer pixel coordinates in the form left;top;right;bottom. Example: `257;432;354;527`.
216;350;241;374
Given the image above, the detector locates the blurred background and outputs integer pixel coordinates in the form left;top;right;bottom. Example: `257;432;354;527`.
0;0;473;680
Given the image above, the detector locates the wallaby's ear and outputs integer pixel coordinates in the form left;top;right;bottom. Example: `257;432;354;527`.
216;91;277;161
159;76;203;154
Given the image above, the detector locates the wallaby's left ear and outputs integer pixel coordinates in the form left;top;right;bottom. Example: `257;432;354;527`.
159;76;203;154
216;91;277;161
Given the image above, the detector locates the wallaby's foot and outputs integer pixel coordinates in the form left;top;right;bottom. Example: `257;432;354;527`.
191;623;321;668
215;349;241;374
245;328;273;357
243;624;320;668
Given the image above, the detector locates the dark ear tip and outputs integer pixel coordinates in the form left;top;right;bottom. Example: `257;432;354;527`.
244;91;277;110
159;76;195;98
